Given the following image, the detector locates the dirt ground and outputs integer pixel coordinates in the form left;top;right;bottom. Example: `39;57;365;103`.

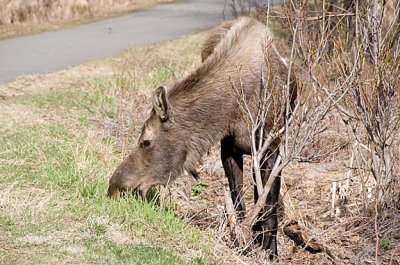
166;146;400;264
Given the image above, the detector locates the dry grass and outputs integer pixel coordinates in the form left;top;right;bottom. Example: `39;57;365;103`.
1;19;399;264
0;0;177;39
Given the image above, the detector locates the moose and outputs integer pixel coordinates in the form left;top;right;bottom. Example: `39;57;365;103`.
108;17;297;260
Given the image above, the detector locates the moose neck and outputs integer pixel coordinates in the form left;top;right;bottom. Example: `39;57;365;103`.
168;62;247;176
165;17;266;173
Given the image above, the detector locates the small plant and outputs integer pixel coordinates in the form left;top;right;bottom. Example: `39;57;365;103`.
191;180;207;195
84;216;109;236
190;256;206;265
79;181;98;199
0;216;14;232
379;239;394;251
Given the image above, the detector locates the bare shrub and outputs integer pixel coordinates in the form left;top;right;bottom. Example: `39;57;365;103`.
287;0;400;210
276;1;400;261
223;0;270;18
222;1;399;262
268;0;400;210
331;0;400;210
221;4;339;260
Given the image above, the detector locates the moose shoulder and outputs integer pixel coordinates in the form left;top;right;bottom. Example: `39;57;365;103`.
108;17;297;260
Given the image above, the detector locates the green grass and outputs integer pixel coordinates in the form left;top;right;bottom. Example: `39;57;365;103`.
0;32;218;265
97;241;182;264
11;89;117;118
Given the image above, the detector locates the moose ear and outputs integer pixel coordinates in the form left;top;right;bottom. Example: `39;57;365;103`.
152;86;170;122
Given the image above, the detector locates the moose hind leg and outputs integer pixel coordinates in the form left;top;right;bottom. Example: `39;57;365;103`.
252;149;281;260
221;137;245;217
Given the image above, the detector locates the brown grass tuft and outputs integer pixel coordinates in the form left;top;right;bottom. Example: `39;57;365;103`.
0;0;177;39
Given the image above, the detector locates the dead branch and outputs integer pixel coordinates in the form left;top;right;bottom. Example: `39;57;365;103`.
283;221;338;261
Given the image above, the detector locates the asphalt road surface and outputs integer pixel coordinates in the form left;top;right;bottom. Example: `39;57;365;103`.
0;0;283;83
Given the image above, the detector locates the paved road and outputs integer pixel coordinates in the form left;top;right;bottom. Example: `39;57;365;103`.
0;0;283;83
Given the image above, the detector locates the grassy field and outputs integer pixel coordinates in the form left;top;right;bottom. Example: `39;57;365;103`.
0;31;238;265
1;20;398;264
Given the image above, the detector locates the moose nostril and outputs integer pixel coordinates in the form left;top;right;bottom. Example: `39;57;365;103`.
107;190;117;198
107;183;120;198
143;140;150;147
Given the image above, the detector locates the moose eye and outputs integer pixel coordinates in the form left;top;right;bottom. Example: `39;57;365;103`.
141;140;151;149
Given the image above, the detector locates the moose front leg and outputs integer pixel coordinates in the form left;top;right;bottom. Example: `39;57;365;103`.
221;137;245;217
252;149;281;260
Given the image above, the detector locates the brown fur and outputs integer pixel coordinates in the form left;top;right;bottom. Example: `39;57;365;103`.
200;19;235;62
108;17;297;260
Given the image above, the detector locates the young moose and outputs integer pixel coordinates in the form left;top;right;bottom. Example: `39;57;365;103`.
108;17;297;260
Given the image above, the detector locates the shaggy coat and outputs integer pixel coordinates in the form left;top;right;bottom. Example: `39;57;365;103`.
200;19;235;62
108;17;297;259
